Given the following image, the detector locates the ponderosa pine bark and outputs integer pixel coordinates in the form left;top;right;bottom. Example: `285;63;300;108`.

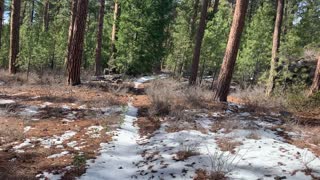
266;0;284;96
309;56;320;96
9;0;21;74
189;0;210;85
213;0;249;101
43;0;50;31
110;0;119;66
65;0;78;67
67;0;88;85
0;0;4;48
190;0;200;39
94;0;105;76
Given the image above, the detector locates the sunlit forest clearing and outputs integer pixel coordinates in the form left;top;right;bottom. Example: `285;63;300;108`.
0;0;319;179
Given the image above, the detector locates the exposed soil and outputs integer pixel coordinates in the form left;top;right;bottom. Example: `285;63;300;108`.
0;83;126;179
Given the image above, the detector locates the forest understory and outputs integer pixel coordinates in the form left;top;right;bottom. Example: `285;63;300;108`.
0;73;319;180
0;0;320;179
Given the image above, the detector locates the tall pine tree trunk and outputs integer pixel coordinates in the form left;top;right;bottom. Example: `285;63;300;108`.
110;0;119;67
266;0;284;96
189;0;209;85
30;0;35;23
213;0;249;102
190;0;200;40
309;56;320;96
200;0;220;84
65;0;78;67
43;0;50;31
9;0;21;74
0;0;4;48
67;0;88;85
95;0;105;76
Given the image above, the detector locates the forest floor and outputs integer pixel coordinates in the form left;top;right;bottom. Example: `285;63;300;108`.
0;74;319;180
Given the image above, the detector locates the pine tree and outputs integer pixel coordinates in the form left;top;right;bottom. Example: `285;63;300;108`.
0;0;4;48
94;0;105;76
214;0;249;101
200;0;232;83
309;55;320;96
43;0;50;32
116;0;174;74
66;0;78;67
109;0;119;67
266;0;285;96
9;0;22;74
67;0;89;85
236;2;274;84
189;0;209;85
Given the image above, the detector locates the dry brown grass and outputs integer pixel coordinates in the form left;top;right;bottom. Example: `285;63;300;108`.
0;69;65;86
216;137;243;154
146;78;223;117
246;132;261;140
211;120;239;134
194;169;227;180
173;150;200;161
230;86;286;113
0;127;24;145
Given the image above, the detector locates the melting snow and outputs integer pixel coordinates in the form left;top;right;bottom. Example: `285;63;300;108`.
13;139;32;150
24;126;32;133
40;102;53;108
47;151;69;159
20;106;39;116
134;76;156;88
85;126;104;138
0;99;15;105
81;102;142;180
40;131;77;148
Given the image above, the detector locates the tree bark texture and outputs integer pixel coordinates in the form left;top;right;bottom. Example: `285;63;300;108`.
110;0;119;66
67;0;88;85
95;0;105;76
65;0;78;67
9;0;21;74
213;0;249;101
189;0;209;85
43;0;50;31
266;0;284;96
0;0;4;48
190;0;200;40
309;56;320;96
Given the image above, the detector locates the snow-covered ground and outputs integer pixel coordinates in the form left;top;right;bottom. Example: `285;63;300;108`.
79;76;320;180
4;76;319;180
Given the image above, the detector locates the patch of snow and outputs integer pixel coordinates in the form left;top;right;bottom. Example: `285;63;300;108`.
62;118;75;123
31;96;41;99
20;106;39;116
0;81;5;86
37;171;65;180
101;106;123;116
13;139;32;150
66;113;76;120
67;141;78;148
47;151;69;159
40;102;53;108
0;99;15;105
86;126;104;138
24;126;32;133
40;131;77;148
62;105;71;110
80;103;143;180
134;76;156;88
78;105;88;110
12;92;27;96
